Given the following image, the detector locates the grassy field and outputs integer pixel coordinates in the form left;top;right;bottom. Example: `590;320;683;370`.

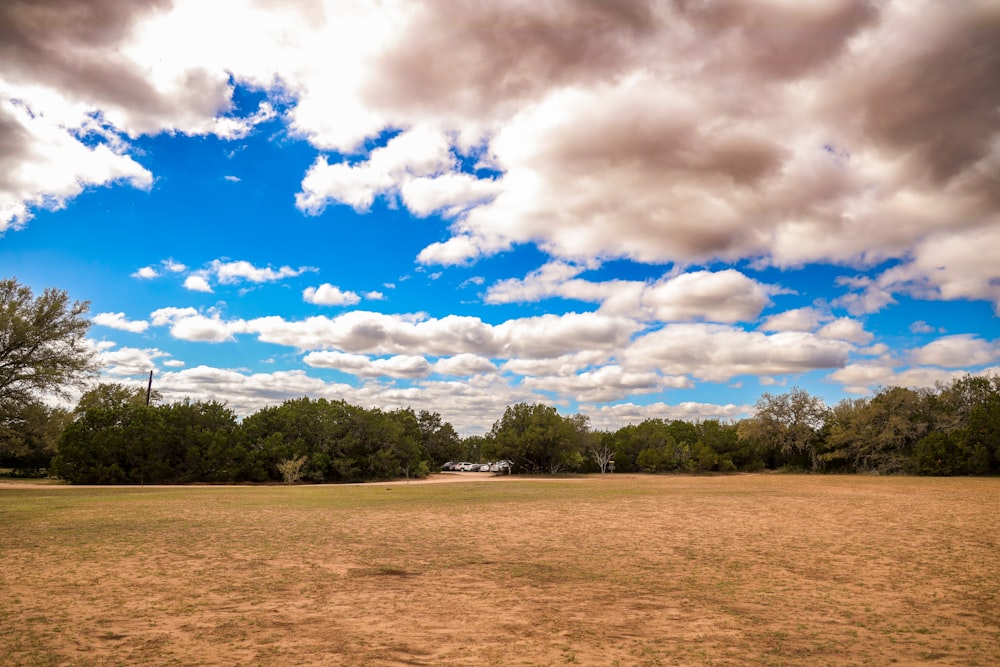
1;474;998;666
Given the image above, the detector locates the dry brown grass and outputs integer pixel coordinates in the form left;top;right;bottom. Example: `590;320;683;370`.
1;474;998;666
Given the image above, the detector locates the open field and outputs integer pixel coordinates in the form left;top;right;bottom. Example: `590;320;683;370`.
1;474;998;666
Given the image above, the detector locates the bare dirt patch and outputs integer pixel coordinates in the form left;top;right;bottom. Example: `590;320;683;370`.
2;475;998;665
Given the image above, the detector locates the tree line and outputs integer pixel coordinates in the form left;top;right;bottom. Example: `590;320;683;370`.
2;373;995;483
2;277;999;482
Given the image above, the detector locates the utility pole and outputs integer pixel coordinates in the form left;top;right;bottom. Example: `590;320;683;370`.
146;370;154;405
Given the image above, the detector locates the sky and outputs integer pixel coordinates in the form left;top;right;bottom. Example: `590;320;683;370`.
2;0;999;435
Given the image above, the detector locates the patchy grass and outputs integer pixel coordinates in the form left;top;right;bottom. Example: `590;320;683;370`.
1;475;998;666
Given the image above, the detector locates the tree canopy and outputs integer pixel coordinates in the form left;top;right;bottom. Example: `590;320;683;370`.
0;278;95;409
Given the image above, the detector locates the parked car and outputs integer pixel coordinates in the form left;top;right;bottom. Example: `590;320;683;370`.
459;462;479;471
441;461;457;471
477;463;491;472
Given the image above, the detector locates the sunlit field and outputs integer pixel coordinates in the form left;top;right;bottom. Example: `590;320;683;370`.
2;474;998;666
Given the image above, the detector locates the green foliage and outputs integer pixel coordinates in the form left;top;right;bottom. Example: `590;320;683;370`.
738;388;829;471
0;278;96;410
490;403;584;473
55;396;449;485
0;400;71;474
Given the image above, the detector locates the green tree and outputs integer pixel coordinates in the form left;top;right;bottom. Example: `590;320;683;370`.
0;278;96;410
826;387;928;474
0;400;71;474
416;409;462;466
490;403;582;473
738;388;829;471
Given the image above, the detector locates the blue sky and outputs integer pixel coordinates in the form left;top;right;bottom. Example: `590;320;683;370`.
2;0;999;434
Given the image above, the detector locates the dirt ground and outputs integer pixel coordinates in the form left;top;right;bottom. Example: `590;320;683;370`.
1;474;998;666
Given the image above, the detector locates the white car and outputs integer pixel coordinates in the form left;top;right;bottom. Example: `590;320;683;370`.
459;462;478;471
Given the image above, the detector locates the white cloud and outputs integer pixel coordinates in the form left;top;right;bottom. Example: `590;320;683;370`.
399;172;502;217
0;99;152;232
911;335;999;369
303;283;362;307
295;126;459;214
522;366;691;404
909;321;939;335
875;225;1000;313
183;275;213;293
133;266;159;279
760;307;826;332
246;309;637;359
304;351;432;379
624;324;854;382
487;265;776;323
150;307;248;343
92;312;150;333
817;317;874;345
638;270;778;323
97;344;170;377
581;401;751;432
433;354;497;377
210;259;313;285
829;363;974;396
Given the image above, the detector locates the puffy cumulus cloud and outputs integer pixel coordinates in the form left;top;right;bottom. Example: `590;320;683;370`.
302;283;362;307
816;318;874;345
296;126;501;216
581;401;751;433
183;275;213;293
828;363;974;395
909;321;941;335
5;0;999;304
494;312;638;359
759;307;826;332
484;261;615;305
97;344;170;376
248;310;635;359
0;99;152;230
638;270;778;323
388;1;998;288
522;366;691;405
150;307;249;343
399;172;502;218
487;265;775;323
501;350;611;378
911;335;999;369
92;312;149;333
303;351;432;379
433;354;496;377
132;266;159;279
623;324;854;382
210;259;314;285
833;275;898;316
0;0;276;229
873;226;1000;313
178;259;314;293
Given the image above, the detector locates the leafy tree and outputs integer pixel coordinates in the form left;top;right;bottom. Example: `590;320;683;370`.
738;388;829;470
490;403;582;473
826;387;928;474
0;401;71;474
0;278;96;410
416;409;462;466
611;419;670;472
